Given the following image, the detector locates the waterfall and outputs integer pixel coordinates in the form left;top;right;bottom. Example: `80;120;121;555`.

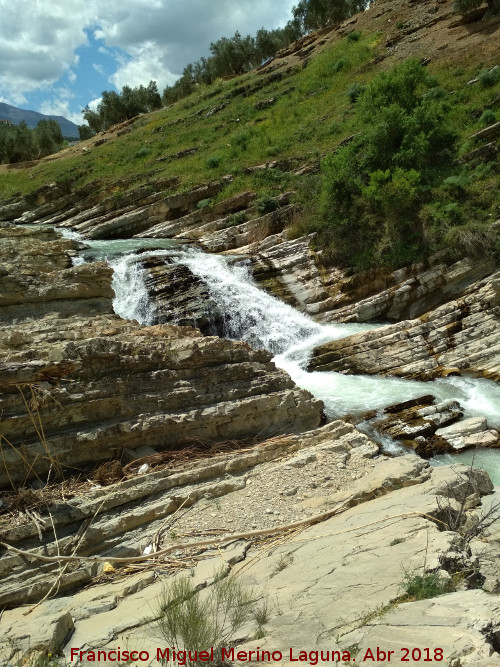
109;253;158;325
59;231;500;429
171;248;500;428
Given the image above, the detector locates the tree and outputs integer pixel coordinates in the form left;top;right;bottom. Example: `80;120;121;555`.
292;0;368;32
318;59;457;269
78;124;94;140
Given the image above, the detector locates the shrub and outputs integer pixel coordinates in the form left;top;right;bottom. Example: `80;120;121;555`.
479;109;497;126
154;570;259;665
401;570;451;601
347;30;362;42
206;155;221;169
347;82;366;103
331;57;348;73
256;195;280;214
197;198;213;210
425;86;447;100
443;173;471;191
318;59;458;269
478;67;500;88
134;146;151;159
227;211;247;226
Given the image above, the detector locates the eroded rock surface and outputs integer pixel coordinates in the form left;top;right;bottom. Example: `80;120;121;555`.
0;226;323;487
309;271;500;381
2;433;498;667
365;395;499;457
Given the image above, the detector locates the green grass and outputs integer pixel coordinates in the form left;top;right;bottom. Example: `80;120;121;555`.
0;31;498;272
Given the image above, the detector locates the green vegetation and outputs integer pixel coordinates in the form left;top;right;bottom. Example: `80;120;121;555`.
83;81;162;133
0;119;64;164
401;570;452;601
162;0;368;105
309;58;500;269
154;570;262;665
0;22;498;273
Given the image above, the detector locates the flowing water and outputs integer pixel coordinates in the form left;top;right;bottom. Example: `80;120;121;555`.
67;234;500;476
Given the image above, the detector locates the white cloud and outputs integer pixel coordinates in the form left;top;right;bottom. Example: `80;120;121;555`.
0;0;95;101
93;63;105;76
87;97;102;111
39;98;84;125
0;0;297;109
108;42;176;91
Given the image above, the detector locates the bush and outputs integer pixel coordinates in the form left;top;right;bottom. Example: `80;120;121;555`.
197;198;213;210
401;570;451;601
347;30;362;42
206;155;221;169
478;67;500;88
347;82;366;103
154;570;259;665
256;195;280;214
331;57;348;73
479;109;497;125
134;146;151;159
318;59;458;269
227;211;247;226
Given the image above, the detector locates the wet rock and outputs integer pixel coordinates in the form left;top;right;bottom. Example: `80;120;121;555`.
434;417;499;451
0;226;323;487
309;271;500;381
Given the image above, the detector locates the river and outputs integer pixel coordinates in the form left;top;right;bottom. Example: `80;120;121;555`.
63;233;500;482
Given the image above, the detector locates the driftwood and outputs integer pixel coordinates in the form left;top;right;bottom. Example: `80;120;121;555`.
0;360;80;387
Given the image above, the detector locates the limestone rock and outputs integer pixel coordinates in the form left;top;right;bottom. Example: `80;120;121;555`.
0;226;323;487
309;271;500;380
435;417;499;451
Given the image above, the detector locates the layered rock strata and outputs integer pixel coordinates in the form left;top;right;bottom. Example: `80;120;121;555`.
0;226;323;488
1;428;498;666
364;395;500;457
309;271;500;380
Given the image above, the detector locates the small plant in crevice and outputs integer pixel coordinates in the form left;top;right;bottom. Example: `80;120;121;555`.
400;569;452;601
153;568;263;666
272;553;294;575
196;197;213;210
226;211;247;226
255;195;279;215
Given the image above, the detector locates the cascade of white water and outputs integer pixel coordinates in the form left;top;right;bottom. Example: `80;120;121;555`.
172;248;500;428
54;229;500;476
110;251;169;325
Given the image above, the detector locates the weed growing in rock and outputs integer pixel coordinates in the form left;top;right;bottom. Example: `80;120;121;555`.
401;570;452;601
255;195;279;214
272;553;294;574
154;569;260;666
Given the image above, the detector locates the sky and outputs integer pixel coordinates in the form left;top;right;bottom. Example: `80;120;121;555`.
0;0;297;126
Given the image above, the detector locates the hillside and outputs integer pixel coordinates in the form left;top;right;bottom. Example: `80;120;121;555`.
0;0;498;272
0;102;79;138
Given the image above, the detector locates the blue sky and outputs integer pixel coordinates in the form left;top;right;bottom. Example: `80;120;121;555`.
0;0;297;126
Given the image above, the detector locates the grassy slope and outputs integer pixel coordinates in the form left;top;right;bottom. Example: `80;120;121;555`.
0;5;498;269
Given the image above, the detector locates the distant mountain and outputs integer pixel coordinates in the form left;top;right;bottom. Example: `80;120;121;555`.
0;103;79;138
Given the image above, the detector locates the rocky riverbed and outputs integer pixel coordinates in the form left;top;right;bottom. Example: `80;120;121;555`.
0;213;499;666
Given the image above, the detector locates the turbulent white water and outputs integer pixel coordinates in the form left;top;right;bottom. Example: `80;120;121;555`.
170;249;500;427
110;252;159;325
60;230;500;471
